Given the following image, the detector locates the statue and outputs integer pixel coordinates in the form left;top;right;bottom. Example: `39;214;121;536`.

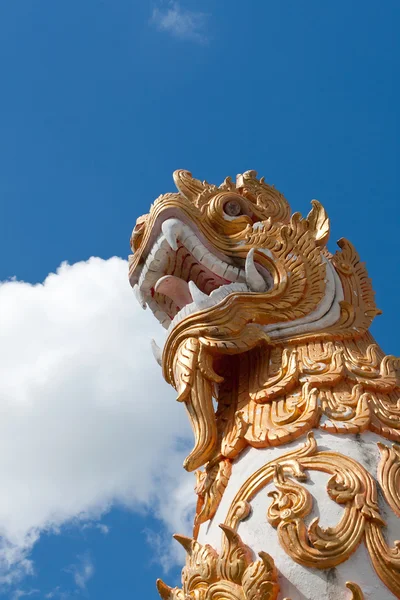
129;170;400;599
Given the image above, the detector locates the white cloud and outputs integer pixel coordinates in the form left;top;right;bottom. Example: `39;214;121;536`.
0;257;195;587
65;552;94;591
11;589;39;600
151;1;208;42
44;586;69;600
81;521;109;535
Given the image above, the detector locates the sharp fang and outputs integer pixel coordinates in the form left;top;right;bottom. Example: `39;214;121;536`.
245;248;268;292
161;218;183;251
151;339;162;366
188;281;214;310
133;284;147;309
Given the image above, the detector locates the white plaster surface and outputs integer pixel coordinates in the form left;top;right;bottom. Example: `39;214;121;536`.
197;431;400;599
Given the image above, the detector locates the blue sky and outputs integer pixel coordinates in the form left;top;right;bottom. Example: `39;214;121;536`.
0;1;399;598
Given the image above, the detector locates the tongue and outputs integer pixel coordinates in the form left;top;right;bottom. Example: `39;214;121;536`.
154;275;193;308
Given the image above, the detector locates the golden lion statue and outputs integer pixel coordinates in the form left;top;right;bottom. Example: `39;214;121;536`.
129;170;400;600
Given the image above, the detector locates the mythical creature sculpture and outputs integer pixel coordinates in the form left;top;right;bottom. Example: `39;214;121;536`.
129;170;400;599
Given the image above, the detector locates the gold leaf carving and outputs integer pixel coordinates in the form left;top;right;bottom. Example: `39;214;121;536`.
329;239;381;336
215;339;400;466
173;338;218;472
267;463;312;526
173;337;200;402
128;170;399;596
157;527;279;600
222;433;400;592
377;441;400;518
306;199;330;246
219;524;253;584
173;169;214;206
195;458;232;527
364;523;400;598
345;582;364;599
249;348;299;402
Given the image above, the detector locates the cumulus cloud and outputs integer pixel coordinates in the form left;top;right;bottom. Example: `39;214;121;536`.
0;257;195;587
151;1;208;42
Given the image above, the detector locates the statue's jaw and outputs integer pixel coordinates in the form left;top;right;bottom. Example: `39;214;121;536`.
129;213;277;472
129;214;272;336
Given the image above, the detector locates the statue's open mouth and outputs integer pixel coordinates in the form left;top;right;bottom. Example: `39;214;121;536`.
129;216;272;337
129;213;275;471
128;171;353;474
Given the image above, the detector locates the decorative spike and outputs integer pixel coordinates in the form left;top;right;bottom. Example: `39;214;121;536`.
173;533;193;554
156;579;173;600
236;170;258;188
219;524;253;584
151;339;162;366
245;248;268;292
219;176;234;191
307;199;330;246
258;551;277;576
173;170;206;202
219;523;240;542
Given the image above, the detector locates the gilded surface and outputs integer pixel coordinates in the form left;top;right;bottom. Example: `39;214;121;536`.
156;518;365;600
378;441;400;517
157;526;280;600
129;170;399;598
219;433;400;596
129;170;398;476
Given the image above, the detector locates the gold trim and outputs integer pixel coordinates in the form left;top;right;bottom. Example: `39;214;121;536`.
157;525;279;600
377;441;400;517
156;526;365;599
346;582;364;599
216;338;400;467
194;458;232;529
221;434;400;595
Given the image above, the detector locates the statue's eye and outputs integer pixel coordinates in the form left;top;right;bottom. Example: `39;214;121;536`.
223;199;242;217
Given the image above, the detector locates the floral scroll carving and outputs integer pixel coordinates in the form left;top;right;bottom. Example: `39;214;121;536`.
377;441;400;518
156;524;364;600
217;338;400;462
221;434;400;598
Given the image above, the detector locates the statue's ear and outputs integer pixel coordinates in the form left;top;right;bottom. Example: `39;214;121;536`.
307;200;330;246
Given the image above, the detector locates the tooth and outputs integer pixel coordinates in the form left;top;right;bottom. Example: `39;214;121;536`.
192;244;208;262
200;252;217;269
133;284;147;309
245;248;268;292
183;234;198;252
188;281;214;310
161;219;183;251
151;339;162;366
224;265;242;282
211;258;229;278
